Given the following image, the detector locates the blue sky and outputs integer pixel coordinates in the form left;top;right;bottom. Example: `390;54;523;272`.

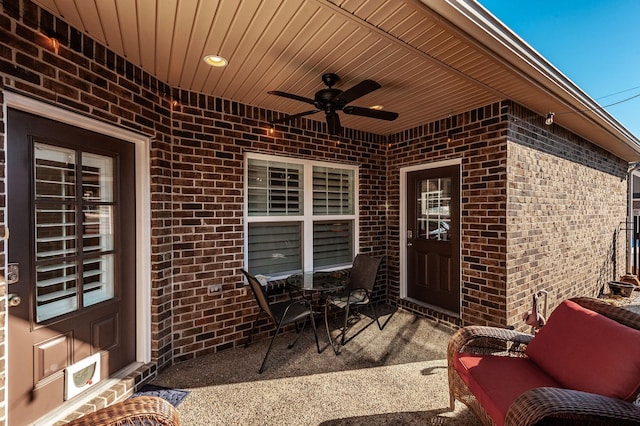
479;0;640;139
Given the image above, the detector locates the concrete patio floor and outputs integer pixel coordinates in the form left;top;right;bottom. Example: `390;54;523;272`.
150;308;482;425
144;291;640;425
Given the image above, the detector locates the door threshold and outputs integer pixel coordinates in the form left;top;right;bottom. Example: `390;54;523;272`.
32;362;147;425
400;297;462;329
404;297;459;317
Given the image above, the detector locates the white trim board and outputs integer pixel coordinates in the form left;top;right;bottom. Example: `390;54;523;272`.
399;158;462;302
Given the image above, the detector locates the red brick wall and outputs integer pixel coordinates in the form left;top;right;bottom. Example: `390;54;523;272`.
0;1;631;423
505;104;627;329
0;4;172;420
168;96;387;362
0;0;387;378
0;1;178;375
386;101;628;329
386;102;509;327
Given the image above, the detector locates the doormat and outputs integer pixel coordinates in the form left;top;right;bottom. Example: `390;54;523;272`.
131;384;189;407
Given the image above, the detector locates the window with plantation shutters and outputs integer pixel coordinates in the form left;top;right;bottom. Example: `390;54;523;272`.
34;143;115;322
245;154;358;278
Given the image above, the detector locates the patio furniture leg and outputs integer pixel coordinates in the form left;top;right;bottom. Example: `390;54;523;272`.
325;302;341;355
244;311;263;348
259;312;321;372
287;320;306;349
340;304;351;345
259;321;284;374
369;303;386;330
310;311;321;353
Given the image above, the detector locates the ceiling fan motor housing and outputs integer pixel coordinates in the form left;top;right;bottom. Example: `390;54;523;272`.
314;88;342;109
268;72;397;135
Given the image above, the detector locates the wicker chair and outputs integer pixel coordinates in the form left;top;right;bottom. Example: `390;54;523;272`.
448;297;640;425
66;396;180;425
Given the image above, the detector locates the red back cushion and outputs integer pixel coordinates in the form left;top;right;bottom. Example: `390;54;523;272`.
526;299;640;401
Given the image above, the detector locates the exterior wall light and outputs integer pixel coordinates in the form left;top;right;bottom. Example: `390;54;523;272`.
545;112;554;125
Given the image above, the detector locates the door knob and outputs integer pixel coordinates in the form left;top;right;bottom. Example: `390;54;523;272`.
8;294;21;307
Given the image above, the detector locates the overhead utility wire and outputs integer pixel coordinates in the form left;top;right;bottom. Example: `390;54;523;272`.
554;90;640;117
596;85;640;100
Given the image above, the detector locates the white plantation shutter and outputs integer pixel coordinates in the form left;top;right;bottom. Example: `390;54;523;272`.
313;220;353;268
313;167;354;214
247;159;303;216
248;222;302;275
245;154;358;277
34;143;116;322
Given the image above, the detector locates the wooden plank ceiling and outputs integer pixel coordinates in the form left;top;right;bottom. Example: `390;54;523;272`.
29;0;638;156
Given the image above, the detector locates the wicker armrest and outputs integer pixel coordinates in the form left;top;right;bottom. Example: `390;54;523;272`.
67;396;180;426
448;325;533;361
505;387;640;426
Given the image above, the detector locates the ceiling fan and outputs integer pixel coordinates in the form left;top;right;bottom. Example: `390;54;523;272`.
268;73;399;135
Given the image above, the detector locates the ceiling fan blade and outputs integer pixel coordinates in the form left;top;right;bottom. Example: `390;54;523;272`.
270;109;321;125
343;105;399;121
326;112;342;135
334;80;381;106
268;90;316;105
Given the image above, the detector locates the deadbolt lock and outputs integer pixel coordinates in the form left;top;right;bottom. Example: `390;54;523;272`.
7;263;18;284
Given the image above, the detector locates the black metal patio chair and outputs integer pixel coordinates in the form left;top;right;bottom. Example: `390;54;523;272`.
324;254;389;354
241;269;321;373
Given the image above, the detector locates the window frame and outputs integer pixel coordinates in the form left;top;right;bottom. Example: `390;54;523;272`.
33;143;118;322
244;152;359;279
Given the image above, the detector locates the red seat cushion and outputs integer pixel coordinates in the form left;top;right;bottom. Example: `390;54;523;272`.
526;299;640;401
454;353;561;426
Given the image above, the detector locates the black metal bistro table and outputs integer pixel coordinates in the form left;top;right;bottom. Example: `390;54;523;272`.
286;271;348;333
286;271;348;294
283;272;346;353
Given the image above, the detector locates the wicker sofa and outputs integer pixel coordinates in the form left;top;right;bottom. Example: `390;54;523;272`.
66;396;180;425
448;297;640;425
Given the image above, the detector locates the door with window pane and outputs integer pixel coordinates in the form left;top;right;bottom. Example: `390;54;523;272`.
406;165;460;313
7;109;135;425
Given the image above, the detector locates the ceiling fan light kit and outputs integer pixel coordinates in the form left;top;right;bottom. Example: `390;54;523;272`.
269;73;399;135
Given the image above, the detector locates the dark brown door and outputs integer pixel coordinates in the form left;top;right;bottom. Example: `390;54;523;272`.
406;165;460;313
7;109;136;425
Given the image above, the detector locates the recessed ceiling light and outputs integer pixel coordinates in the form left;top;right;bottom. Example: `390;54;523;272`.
203;55;228;67
370;105;384;110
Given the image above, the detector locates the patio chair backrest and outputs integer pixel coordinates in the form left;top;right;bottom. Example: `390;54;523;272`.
347;254;382;292
241;269;275;321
